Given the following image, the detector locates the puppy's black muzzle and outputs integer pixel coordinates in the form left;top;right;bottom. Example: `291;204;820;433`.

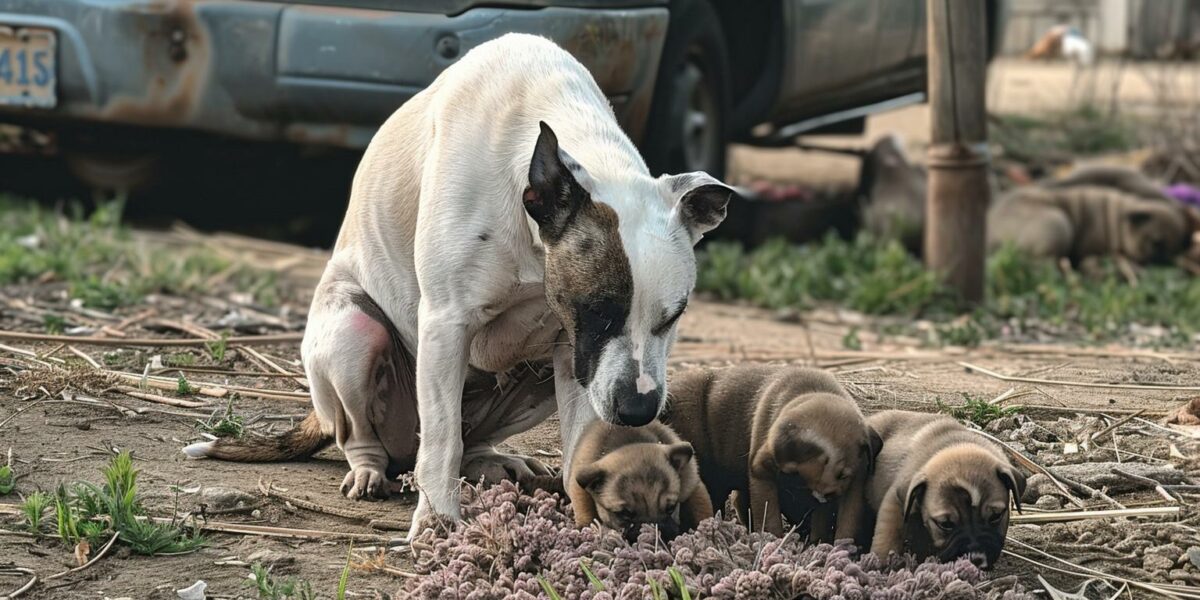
624;518;680;544
938;527;1005;570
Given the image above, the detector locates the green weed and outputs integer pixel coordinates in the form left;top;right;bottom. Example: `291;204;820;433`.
536;576;563;600
991;105;1140;166
176;375;196;396
196;398;245;438
42;314;66;335
936;393;1022;428
842;326;863;350
48;451;204;555
248;563;316;600
0;464;13;495
337;543;353;600
205;334;229;362
20;491;50;532
667;566;693;600
580;559;605;591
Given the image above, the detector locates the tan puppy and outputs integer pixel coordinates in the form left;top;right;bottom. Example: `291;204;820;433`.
865;410;1025;570
568;421;712;542
988;184;1193;265
664;365;880;541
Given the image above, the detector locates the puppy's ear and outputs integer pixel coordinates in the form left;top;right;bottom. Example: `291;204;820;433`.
750;446;777;479
575;464;607;493
666;442;694;472
865;427;883;474
899;478;927;522
525;121;592;242
997;467;1027;514
659;172;734;244
1127;209;1156;228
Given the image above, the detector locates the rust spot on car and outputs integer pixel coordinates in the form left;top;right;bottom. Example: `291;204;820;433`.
96;0;210;127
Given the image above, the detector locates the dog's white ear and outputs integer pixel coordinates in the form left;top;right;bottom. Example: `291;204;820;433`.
660;172;734;244
525;121;593;243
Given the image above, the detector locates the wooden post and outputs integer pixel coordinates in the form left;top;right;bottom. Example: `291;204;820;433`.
925;0;991;305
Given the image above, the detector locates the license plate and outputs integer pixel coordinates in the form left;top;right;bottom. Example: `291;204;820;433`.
0;26;56;108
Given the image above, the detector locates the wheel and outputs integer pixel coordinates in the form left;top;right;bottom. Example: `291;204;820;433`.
642;0;731;180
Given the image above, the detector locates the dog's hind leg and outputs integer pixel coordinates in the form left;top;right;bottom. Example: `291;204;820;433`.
304;275;418;500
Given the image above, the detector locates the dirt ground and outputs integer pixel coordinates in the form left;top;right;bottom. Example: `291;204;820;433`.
0;231;1197;599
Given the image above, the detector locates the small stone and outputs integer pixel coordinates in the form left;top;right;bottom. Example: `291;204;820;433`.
1034;495;1062;510
1187;547;1200;569
251;509;262;519
986;415;1019;433
1143;553;1174;573
247;549;294;570
200;487;255;510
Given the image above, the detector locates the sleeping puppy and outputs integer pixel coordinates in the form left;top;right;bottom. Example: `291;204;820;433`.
865;410;1025;570
568;421;712;542
1043;165;1172;202
988;184;1193;265
664;365;880;541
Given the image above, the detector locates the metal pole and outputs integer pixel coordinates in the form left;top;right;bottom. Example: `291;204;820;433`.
926;0;991;305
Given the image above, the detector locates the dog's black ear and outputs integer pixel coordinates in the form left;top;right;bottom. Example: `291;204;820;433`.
660;172;734;244
525;121;591;242
666;442;694;472
575;464;606;492
997;467;1026;514
900;478;927;522
865;426;883;474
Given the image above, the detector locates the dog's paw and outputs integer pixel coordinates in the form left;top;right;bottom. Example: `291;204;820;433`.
462;451;552;486
406;495;459;543
340;466;389;500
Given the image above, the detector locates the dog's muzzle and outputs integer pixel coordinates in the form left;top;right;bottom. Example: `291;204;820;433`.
615;388;659;426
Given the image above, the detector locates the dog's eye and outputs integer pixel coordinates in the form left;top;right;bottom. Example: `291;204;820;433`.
936;519;955;532
837;470;851;481
615;509;635;522
665;503;678;514
988;511;1005;525
652;302;687;336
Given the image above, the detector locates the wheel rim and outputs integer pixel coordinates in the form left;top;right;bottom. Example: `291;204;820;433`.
678;58;719;174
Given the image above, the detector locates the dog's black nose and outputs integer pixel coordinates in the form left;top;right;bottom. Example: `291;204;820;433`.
616;390;658;426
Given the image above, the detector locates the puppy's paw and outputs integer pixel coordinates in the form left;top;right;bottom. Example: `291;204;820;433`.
340;466;389;500
462;451;552;486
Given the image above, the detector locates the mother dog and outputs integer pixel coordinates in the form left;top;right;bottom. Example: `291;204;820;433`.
184;34;731;535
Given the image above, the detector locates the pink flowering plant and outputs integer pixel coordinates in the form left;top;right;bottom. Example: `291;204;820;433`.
405;481;1032;600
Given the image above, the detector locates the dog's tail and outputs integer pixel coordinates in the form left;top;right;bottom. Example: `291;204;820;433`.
183;411;332;462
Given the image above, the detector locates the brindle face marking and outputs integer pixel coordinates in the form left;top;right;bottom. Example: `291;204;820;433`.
1124;203;1189;264
523;122;733;426
767;398;881;500
901;446;1026;569
575;442;692;542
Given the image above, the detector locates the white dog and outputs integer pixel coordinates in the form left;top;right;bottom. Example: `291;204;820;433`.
184;33;731;535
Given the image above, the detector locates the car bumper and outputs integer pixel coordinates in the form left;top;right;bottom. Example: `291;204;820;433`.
0;0;667;148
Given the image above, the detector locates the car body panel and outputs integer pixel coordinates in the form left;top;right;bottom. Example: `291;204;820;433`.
0;0;668;147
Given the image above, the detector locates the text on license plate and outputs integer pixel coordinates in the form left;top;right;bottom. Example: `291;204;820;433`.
0;26;56;108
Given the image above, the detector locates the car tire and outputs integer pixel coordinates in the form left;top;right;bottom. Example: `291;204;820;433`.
642;0;731;180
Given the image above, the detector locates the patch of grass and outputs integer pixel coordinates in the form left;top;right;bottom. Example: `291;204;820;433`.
0;197;282;309
20;491;50;532
936;393;1022;428
165;352;197;367
48;451;204;555
42;314;66;334
991;105;1140;165
205;334;229;362
580;559;605;591
248;563;316;600
697;236;1200;347
841;326;863;350
196;399;246;438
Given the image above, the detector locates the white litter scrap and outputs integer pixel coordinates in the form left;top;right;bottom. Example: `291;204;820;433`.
177;580;207;600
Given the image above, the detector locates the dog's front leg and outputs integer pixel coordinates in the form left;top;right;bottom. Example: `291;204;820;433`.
869;491;906;558
748;476;785;536
409;307;471;538
553;342;597;483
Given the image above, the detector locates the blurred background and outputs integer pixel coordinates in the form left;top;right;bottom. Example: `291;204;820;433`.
0;0;1198;252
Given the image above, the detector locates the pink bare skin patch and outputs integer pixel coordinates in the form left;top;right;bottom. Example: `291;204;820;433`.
346;311;391;353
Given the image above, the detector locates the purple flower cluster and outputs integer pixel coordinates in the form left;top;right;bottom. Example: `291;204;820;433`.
405;481;1033;599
